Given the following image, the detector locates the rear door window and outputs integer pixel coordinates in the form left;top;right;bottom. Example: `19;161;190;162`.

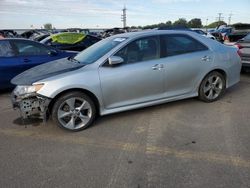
0;41;15;57
161;34;208;57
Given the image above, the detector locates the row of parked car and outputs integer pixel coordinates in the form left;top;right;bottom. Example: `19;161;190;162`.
209;23;250;43
0;31;104;89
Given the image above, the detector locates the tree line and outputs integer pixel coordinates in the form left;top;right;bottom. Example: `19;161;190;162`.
130;18;227;29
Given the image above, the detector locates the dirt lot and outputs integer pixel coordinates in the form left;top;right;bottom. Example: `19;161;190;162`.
0;73;250;188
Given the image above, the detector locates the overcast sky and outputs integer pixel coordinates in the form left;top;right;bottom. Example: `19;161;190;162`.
0;0;249;29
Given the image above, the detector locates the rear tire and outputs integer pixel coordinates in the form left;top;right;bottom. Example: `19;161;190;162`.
199;71;226;102
52;91;96;131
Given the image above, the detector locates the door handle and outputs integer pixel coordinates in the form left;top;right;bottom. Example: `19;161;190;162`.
23;58;31;63
201;56;211;62
152;64;164;70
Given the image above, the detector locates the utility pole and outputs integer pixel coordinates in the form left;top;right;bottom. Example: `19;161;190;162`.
121;6;127;28
216;13;224;27
228;13;233;26
218;13;223;22
206;18;208;32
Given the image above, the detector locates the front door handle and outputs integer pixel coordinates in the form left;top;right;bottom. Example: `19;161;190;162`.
201;56;211;62
152;64;164;70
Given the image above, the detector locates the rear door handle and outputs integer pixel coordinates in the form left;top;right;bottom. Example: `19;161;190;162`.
201;56;211;62
23;58;31;63
152;64;164;70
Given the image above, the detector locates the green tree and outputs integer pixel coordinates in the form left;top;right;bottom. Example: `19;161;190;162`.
165;21;172;27
188;18;202;28
173;18;188;27
158;22;166;28
207;21;227;28
44;23;52;30
130;26;137;29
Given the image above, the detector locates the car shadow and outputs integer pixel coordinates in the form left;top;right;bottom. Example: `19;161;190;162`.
13;117;43;127
93;98;197;128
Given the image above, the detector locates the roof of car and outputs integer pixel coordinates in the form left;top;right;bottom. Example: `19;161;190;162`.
109;30;198;39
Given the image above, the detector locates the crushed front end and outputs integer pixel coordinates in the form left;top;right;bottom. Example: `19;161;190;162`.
11;85;51;121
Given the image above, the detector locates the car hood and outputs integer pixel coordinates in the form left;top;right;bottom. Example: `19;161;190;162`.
11;57;85;85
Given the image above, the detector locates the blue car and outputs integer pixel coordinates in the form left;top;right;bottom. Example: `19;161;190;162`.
0;38;77;89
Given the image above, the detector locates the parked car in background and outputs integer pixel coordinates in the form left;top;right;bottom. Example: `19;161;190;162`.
64;28;90;35
33;34;50;42
192;29;216;40
0;31;4;39
159;27;215;40
207;28;216;33
224;24;250;43
0;38;77;89
210;27;232;42
0;30;19;38
211;24;250;43
158;26;191;31
20;29;49;40
40;32;101;52
11;30;241;131
100;28;126;38
235;33;250;70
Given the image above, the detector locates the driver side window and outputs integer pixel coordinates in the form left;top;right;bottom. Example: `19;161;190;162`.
114;36;160;64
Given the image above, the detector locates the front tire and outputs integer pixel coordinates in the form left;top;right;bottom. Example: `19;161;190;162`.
52;92;96;131
199;71;226;102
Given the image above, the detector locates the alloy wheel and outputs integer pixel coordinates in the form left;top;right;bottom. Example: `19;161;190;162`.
57;97;92;130
203;75;223;100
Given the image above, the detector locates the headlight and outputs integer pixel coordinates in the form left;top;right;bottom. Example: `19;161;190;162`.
14;84;44;96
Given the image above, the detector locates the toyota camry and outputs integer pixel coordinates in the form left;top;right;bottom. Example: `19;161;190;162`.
11;30;241;131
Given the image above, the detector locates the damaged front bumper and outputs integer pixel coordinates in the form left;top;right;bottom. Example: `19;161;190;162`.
11;92;51;121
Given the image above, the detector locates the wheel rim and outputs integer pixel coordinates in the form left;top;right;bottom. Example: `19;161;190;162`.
57;97;92;130
203;75;223;100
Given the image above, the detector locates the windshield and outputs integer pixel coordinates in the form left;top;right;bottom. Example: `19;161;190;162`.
74;37;127;64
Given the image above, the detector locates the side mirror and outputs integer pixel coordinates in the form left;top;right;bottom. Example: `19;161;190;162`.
108;56;124;66
48;49;58;56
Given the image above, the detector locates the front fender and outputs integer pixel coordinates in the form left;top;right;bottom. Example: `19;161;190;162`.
35;67;103;105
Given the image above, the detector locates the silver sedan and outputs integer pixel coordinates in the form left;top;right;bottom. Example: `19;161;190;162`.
11;30;241;131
